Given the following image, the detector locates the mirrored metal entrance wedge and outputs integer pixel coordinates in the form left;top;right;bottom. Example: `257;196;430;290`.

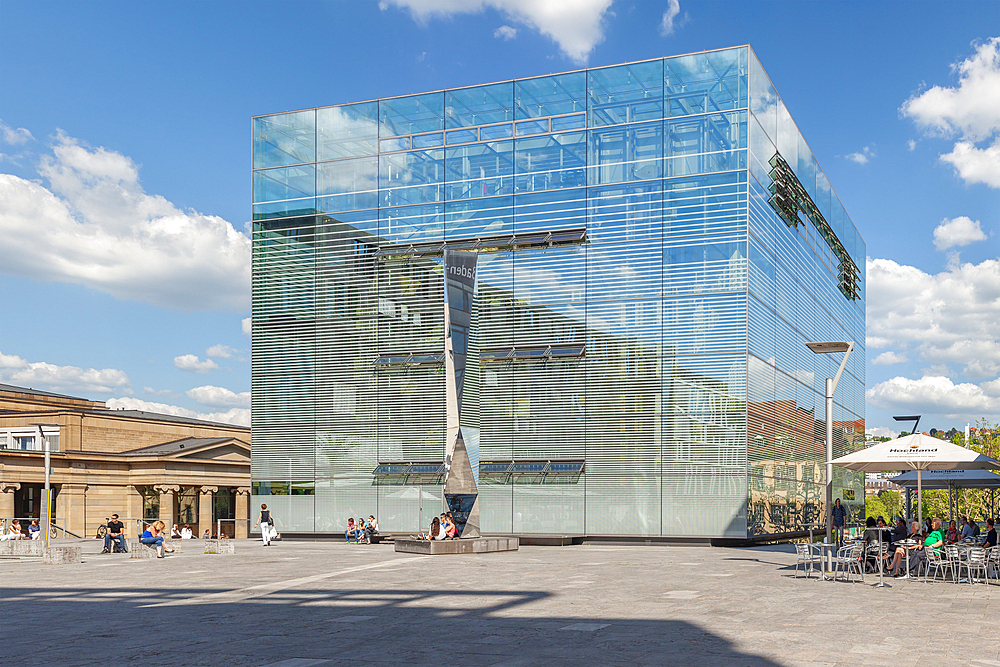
443;249;481;538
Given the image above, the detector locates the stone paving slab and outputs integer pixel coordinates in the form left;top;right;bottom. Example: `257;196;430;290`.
1;538;999;666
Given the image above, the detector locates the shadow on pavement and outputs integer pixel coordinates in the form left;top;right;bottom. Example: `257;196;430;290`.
2;585;783;666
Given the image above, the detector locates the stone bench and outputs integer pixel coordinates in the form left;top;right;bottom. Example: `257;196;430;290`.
204;539;235;554
0;540;44;556
43;546;82;564
127;538;182;558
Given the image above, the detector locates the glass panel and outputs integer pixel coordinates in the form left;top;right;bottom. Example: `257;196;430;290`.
588;120;663;185
253;200;316;221
379;149;444;206
797;134;817;202
550;114;586;131
446;128;478;144
665;111;747;177
748;52;777;145
379;202;444;244
412;132;443;148
663;170;746;237
514;130;587;192
379;91;445;136
316;157;377;212
379;137;410;153
480;124;513;140
445;195;513;240
776;99;797;168
254;110;315;168
317;102;378;161
515;119;549;136
587;181;662;244
253;164;316;203
515;71;587;119
445;140;514;200
446;81;514;128
665;47;747;117
514;188;586;233
588;60;663;126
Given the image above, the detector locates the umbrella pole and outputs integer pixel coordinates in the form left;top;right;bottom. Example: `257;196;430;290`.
917;470;923;530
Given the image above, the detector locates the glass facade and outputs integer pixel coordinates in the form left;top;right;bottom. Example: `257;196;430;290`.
250;46;866;538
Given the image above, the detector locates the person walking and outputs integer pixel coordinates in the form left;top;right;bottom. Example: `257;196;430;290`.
831;498;847;545
255;504;274;547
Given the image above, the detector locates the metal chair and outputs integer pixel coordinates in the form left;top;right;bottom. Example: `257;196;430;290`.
835;544;865;583
965;547;988;585
944;545;962;583
924;547;953;583
986;547;1000;585
794;543;820;579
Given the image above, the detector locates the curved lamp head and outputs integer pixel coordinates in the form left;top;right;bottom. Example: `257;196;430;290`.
806;341;852;354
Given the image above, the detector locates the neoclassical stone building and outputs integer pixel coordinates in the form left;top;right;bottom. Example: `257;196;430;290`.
0;383;250;539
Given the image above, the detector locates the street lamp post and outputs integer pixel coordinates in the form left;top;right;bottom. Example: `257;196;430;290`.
30;422;60;547
805;341;854;550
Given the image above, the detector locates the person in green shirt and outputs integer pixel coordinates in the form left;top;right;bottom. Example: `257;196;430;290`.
909;518;944;575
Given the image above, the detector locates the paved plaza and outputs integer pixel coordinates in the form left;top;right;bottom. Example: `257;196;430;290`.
2;538;999;666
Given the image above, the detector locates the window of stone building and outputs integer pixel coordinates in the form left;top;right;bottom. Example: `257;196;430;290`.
141;487;159;521
177;487;199;525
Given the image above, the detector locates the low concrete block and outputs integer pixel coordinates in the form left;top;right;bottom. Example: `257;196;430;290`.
127;539;158;559
43;546;82;564
204;539;235;554
394;537;518;555
0;540;44;556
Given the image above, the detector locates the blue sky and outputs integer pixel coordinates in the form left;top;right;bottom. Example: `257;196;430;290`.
1;0;998;433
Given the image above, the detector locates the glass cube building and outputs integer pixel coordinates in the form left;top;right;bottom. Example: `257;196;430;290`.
250;46;866;539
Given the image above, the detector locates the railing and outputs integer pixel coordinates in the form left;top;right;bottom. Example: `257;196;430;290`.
1;517;81;539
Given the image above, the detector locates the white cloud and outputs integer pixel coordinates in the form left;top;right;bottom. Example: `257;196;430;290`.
866;375;1000;419
901;37;1000;189
0;350;130;395
494;25;517;40
186;385;250;408
845;145;875;164
939;138;1000;189
173;354;219;374
206;344;240;359
242;317;252;336
872;351;909;366
0;121;33;146
143;386;178;397
106;396;249;427
932;216;988;250
907;139;917;151
380;0;614;63
865;426;899;439
660;0;687;37
0;131;250;311
866;257;1000;379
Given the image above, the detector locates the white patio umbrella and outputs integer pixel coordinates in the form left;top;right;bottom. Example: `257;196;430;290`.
829;433;1000;527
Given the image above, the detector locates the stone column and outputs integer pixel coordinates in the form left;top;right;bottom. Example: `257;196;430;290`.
198;486;217;538
0;483;20;530
154;485;179;530
56;484;88;537
125;485;144;537
235;487;251;539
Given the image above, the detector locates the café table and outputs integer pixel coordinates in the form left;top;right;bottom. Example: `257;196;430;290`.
811;541;839;581
895;539;917;579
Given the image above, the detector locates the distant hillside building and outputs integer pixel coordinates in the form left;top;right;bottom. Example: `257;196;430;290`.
0;383;250;539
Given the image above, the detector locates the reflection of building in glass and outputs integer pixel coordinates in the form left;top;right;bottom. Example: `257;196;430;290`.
250;46;866;539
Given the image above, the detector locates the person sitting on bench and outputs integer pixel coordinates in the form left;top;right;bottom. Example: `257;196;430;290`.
101;514;128;553
140;520;173;558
